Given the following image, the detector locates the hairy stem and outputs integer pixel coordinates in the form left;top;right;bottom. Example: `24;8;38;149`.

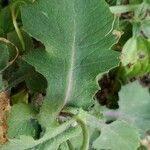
74;116;89;150
110;4;141;14
60;109;89;150
67;140;74;150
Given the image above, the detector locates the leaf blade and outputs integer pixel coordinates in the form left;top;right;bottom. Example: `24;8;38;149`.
92;120;140;150
22;0;119;126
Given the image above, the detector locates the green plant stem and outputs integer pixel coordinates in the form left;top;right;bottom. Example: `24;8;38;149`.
11;1;26;51
61;108;89;150
109;4;141;14
67;140;74;150
74;116;89;150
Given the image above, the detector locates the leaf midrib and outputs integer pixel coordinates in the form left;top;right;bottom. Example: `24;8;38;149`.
64;2;77;105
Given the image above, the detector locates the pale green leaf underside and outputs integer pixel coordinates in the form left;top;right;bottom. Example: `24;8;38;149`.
93;120;140;150
104;81;150;134
118;82;150;133
21;0;118;126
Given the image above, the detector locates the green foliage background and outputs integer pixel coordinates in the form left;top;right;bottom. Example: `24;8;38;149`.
0;0;149;149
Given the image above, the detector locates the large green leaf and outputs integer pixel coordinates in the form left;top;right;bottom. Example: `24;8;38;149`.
21;0;118;126
92;120;140;150
104;81;150;134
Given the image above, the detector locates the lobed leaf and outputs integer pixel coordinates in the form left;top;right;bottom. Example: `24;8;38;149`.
21;0;119;127
104;81;150;135
92;120;140;150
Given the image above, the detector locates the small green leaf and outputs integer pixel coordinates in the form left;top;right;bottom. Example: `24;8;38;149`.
11;90;28;104
6;60;34;88
25;70;47;94
121;36;150;77
0;7;13;35
6;60;47;93
8;103;37;139
92;120;140;150
141;20;150;38
7;29;34;53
